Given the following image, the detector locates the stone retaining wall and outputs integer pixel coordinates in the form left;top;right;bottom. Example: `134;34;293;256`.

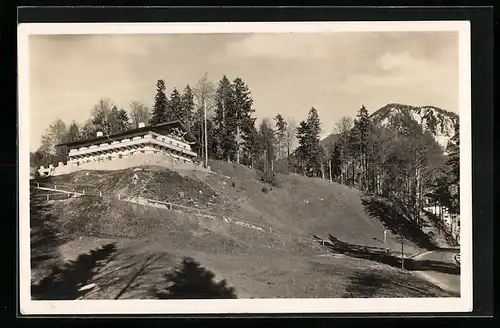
38;153;208;177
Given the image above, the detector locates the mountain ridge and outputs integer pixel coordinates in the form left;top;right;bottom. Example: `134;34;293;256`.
321;103;459;151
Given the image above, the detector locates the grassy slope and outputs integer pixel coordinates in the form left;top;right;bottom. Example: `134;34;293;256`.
31;160;450;299
206;160;423;254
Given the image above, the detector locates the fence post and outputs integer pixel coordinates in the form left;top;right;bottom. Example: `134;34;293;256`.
82;189;85;195
54;185;57;190
99;191;102;197
46;194;49;201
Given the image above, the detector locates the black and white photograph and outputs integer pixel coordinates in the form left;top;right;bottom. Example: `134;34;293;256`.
18;21;472;314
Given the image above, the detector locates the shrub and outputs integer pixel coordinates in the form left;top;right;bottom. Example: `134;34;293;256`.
259;171;278;187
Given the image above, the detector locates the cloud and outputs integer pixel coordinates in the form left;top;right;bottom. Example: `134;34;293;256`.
338;50;457;91
376;51;425;71
222;33;335;60
27;32;459;150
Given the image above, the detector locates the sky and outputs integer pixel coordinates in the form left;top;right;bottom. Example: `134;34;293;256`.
28;31;459;151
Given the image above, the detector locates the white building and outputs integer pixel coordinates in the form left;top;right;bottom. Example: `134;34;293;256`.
37;120;202;177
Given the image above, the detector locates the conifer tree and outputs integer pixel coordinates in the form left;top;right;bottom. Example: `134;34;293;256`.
167;87;182;122
150;79;168;125
180;85;196;130
109;106;121;133
66;121;81;142
350;105;372;190
117;109;131;131
214;75;237;161
274;114;287;160
232;77;256;164
259;118;276;178
296;107;322;177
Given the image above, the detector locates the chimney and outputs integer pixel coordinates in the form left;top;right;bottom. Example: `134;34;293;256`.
138;122;146;128
96;131;103;137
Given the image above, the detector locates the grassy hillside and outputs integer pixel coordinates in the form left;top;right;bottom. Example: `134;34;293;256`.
30;160;450;299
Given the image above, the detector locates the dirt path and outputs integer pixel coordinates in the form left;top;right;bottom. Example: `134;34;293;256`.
410;249;460;296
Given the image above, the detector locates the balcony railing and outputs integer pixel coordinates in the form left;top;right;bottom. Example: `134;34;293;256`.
68;134;196;158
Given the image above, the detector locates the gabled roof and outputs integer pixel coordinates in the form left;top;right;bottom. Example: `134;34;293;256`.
57;120;198;148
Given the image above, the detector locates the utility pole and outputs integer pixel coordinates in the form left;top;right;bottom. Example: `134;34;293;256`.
204;98;208;169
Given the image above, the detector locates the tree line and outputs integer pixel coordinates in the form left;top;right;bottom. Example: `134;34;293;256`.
30;73;459;228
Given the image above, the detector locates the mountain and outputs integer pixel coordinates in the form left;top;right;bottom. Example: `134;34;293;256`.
370;103;459;150
319;133;340;151
320;103;459;151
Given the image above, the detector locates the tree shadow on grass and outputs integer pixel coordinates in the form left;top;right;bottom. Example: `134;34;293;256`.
343;271;394;298
152;257;237;299
31;243;117;300
317;234;460;276
361;195;437;250
30;188;66;269
343;270;454;298
110;253;168;300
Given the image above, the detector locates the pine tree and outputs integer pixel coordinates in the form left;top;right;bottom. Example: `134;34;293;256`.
109;106;121;133
351;105;372;190
240;116;258;166
432;123;460;215
296;108;322;177
446;125;460;214
66;121;81;142
245;123;262;168
81;119;96;140
214;75;237;161
117;109;131;131
181;85;196;130
274;114;287;160
166;87;182;122
232;77;256;164
330;142;342;181
150;79;168;125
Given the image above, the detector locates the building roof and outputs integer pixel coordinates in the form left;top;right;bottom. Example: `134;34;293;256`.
57;120;198;148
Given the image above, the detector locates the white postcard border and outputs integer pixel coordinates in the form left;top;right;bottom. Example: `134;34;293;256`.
18;20;472;315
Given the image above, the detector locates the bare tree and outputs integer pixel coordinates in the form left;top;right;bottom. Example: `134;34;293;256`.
129;100;151;128
334;116;354;135
284;118;297;157
90;98;115;135
37;119;68;165
333;116;354;185
193;73;216;117
193;73;216;160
